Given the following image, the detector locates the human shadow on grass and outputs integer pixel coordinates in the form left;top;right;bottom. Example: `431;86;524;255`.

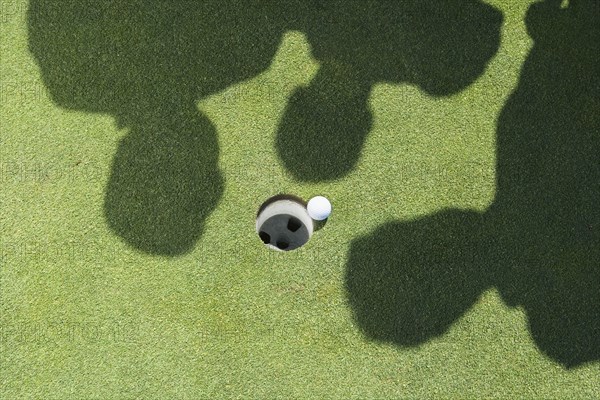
28;0;502;254
277;0;503;181
345;0;599;368
28;1;297;255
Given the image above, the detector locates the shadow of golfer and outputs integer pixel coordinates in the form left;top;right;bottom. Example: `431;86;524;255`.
28;1;293;255
345;0;599;368
276;0;503;181
28;0;503;254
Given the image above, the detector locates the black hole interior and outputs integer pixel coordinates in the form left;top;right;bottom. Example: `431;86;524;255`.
287;217;302;232
276;241;289;250
259;231;271;244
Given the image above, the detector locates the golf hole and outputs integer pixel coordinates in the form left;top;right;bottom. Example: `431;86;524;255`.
256;194;314;251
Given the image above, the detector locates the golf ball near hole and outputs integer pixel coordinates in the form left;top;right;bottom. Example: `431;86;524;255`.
307;196;332;221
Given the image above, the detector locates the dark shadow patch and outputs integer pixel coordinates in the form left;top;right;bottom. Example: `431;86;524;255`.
345;0;599;368
103;105;223;255
346;210;491;345
259;231;271;245
276;241;290;250
287;217;303;232
276;0;503;181
28;1;292;255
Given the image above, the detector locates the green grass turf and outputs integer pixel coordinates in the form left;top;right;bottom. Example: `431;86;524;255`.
1;0;599;398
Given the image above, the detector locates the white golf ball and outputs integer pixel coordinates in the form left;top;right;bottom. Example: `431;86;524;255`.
307;196;332;221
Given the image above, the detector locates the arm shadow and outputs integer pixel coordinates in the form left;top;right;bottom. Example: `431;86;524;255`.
276;0;503;181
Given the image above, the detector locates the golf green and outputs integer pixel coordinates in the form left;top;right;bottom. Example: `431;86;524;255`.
1;0;598;398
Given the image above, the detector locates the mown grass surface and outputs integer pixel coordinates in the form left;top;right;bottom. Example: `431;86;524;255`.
1;0;598;398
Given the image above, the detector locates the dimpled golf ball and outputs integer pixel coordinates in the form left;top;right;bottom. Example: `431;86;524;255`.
307;196;332;221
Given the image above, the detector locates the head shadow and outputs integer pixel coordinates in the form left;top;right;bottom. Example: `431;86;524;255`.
28;1;291;255
345;0;599;368
346;210;492;346
276;0;503;182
